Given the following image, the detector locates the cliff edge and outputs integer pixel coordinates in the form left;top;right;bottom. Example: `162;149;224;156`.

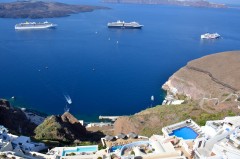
162;51;240;100
114;51;240;136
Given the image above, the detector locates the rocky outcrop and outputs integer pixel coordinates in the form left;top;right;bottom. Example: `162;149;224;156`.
0;99;11;108
103;0;227;8
0;99;37;136
34;112;87;142
0;1;109;18
162;51;240;100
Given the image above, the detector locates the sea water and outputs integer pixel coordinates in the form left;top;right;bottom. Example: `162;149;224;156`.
0;0;240;121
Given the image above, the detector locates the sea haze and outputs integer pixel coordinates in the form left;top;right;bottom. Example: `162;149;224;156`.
0;0;240;121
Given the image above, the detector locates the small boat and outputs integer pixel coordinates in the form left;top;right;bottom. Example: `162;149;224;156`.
64;95;72;104
201;33;220;39
151;95;154;101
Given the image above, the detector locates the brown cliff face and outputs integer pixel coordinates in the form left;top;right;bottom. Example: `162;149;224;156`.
162;51;240;100
114;51;240;136
0;99;37;136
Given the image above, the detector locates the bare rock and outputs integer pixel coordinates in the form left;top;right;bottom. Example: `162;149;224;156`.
163;51;240;100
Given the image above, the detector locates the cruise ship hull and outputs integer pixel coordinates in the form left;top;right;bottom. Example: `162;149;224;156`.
108;25;143;29
107;21;143;29
15;24;57;30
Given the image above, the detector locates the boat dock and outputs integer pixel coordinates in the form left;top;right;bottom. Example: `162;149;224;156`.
99;115;120;121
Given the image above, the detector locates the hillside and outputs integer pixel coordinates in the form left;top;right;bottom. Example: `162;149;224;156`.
34;112;87;143
103;0;227;8
0;99;37;136
114;51;240;137
163;51;240;100
0;1;108;18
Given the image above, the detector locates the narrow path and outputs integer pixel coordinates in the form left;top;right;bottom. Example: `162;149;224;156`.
199;98;218;114
186;66;237;92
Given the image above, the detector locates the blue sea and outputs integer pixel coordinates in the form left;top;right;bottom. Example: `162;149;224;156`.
1;0;240;121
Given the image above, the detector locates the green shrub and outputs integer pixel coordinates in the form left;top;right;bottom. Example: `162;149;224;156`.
226;98;231;101
0;154;7;158
222;93;229;96
227;110;235;116
98;144;106;150
67;152;76;156
131;150;135;155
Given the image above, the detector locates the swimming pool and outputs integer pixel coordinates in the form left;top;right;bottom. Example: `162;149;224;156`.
110;145;123;152
62;145;98;156
169;126;198;140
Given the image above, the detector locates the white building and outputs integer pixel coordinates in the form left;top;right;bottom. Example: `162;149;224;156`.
194;116;240;159
12;136;46;152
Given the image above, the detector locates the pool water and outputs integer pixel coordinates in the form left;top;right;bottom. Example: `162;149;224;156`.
110;145;123;152
170;126;198;140
62;145;98;156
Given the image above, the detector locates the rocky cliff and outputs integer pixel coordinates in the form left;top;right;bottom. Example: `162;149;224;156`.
34;112;87;142
114;51;240;136
162;51;240;100
0;99;37;136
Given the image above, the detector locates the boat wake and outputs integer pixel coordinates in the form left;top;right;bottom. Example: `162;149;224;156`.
64;104;70;112
64;94;72;104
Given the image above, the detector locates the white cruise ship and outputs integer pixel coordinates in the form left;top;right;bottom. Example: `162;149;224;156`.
201;33;220;39
15;21;57;30
107;20;143;29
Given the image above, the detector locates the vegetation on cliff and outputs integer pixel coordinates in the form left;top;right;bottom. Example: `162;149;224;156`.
34;112;87;142
0;98;105;146
34;112;105;146
114;101;239;137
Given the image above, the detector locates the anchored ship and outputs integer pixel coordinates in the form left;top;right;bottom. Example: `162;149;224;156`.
15;21;57;30
107;20;143;29
201;33;220;39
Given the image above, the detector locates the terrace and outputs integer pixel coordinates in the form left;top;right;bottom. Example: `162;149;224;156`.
162;119;204;140
101;133;149;148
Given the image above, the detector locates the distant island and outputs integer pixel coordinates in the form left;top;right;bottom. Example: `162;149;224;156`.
0;1;109;19
103;0;227;8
